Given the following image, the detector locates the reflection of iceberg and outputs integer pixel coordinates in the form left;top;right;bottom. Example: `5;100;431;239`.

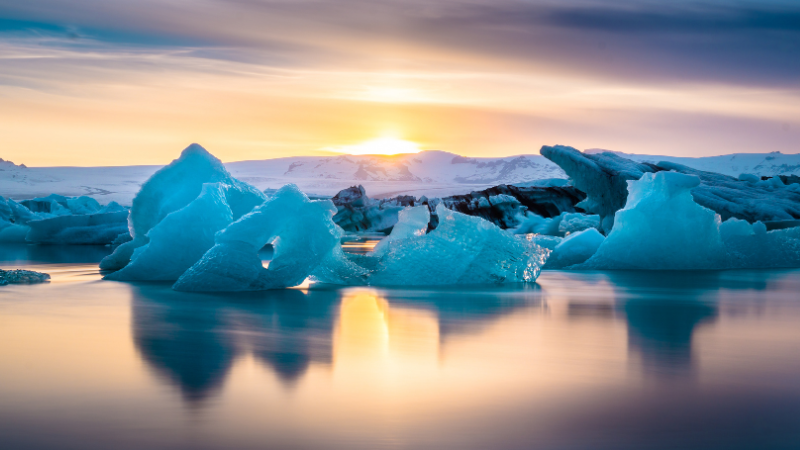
132;288;238;403
606;271;719;378
129;283;535;404
130;285;340;403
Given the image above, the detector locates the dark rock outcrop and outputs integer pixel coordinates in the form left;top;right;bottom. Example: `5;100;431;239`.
330;183;586;233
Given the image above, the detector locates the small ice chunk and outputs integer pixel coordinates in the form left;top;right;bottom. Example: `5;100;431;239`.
557;212;601;235
545;228;605;269
0;269;50;285
372;206;430;256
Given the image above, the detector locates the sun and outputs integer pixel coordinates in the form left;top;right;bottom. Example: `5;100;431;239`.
327;137;422;156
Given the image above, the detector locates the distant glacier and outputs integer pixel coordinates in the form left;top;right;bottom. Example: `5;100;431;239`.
1;150;799;205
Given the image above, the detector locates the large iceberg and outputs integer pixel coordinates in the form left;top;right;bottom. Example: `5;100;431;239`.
363;204;548;285
106;183;239;281
572;171;800;270
541;145;800;233
657;161;800;224
101;144;265;274
173;191;548;291
174;184;362;291
311;204;549;287
540;145;658;233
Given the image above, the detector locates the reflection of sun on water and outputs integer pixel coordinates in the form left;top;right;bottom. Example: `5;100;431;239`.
333;289;439;370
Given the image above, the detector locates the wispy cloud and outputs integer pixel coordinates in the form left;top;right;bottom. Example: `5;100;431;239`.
0;0;798;165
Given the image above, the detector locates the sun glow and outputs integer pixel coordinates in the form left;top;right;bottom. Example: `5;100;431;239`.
327;137;423;155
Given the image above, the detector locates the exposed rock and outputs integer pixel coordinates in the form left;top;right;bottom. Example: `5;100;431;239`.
436;184;585;230
330;183;586;233
762;175;800;186
331;185;410;232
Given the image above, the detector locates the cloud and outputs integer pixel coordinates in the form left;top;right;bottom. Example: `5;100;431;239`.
1;0;799;86
0;0;798;163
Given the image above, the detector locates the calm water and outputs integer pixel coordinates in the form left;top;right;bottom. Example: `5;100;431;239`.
1;245;799;450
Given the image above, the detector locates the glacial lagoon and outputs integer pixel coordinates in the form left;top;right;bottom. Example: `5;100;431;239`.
1;245;799;450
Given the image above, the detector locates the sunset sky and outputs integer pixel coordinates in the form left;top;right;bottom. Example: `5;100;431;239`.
1;0;799;166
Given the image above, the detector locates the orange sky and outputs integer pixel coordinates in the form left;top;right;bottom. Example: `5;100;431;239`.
1;0;799;166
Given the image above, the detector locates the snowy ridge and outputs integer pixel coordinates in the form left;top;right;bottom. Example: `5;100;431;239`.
2;149;799;205
586;149;800;177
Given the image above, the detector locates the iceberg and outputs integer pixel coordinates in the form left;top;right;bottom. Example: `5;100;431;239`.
437;184;586;231
541;145;800;233
1;195;128;244
105;183;237;281
25;210;130;245
656;161;800;224
328;183;586;234
544;228;605;269
100;144;265;273
572;171;800;270
320;204;548;286
558;212;601;235
514;211;600;237
540;145;660;233
174;184;355;291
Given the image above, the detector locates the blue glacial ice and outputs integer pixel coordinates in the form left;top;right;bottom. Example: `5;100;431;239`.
173;184;361;291
320;204;549;286
543;228;605;269
100;143;265;273
515;211;600;236
1;195;128;244
572;171;800;270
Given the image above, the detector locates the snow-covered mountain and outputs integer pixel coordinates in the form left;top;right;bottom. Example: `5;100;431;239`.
2;149;799;205
586;149;800;177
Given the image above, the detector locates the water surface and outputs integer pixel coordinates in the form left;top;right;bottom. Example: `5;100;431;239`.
1;245;799;449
